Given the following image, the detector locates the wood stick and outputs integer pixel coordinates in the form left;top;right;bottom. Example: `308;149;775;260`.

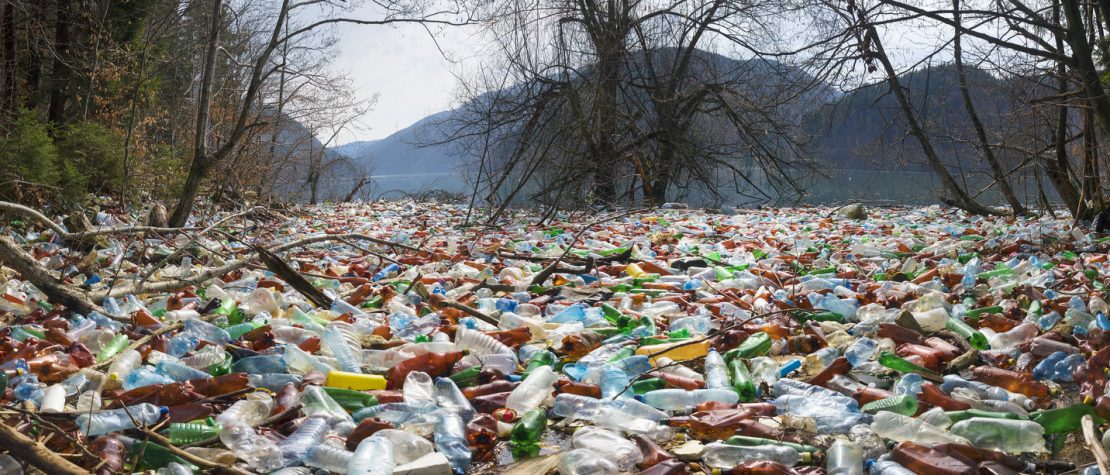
0;421;90;475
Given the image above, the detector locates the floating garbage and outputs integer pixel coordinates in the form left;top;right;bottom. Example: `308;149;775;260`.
0;201;1107;474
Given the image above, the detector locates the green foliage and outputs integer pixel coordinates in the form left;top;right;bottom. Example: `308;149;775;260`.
55;121;126;194
0;111;126;202
0;110;62;190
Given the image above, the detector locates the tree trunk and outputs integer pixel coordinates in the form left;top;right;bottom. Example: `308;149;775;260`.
169;0;222;227
866;24;998;215
1062;0;1110;141
46;0;71;124
1045;0;1085;217
0;235;101;316
952;0;1026;215
1;0;16;119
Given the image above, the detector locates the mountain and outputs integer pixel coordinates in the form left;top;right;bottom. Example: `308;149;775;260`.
327;55;1023;203
265;111;370;203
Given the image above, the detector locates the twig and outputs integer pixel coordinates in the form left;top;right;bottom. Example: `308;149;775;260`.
1083;415;1110;475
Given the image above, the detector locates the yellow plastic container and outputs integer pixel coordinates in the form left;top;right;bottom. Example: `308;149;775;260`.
325;371;387;390
636;339;711;364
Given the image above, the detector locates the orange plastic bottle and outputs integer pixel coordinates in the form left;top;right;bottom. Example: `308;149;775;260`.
971;366;1049;399
890;441;977;475
386;351;464;389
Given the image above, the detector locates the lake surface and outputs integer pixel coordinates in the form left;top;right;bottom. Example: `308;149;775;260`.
331;168;1058;207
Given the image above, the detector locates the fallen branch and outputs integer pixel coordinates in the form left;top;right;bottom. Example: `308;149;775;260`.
0;420;90;475
0;235;104;316
1082;415;1110;475
254;245;333;308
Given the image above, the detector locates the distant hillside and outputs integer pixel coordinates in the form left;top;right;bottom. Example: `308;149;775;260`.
265;111;369;202
328;58;1025;202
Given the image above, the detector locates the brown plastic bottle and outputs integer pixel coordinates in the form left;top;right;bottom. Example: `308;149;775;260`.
189;373;250;397
463;380;519;400
556;379;602;398
724;461;799;475
806;356;851;387
978;461;1020;475
471;391;512;413
90;434;126;475
164;403;216;424
978;313;1018;333
386;351;464;389
851;387;895;406
636;459;689;475
561;331;604;358
878;323;926;346
932;443;1029;472
896;344;943;371
345;417;394;451
273;383;299;415
890;441;977;475
1096;396;1110;420
971;366;1049;399
924;337;962;362
918;382;971;411
630;433;673;468
485;327;531;349
648;371;703;391
466;413;499;456
669;409;756;440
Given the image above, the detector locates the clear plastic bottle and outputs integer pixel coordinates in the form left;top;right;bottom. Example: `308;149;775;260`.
306;444;353;473
505;365;558;413
434;377;475;422
844;337;878;367
107;349;142;381
705;349;729;389
434;412;472;470
277;417;330;466
870;411;970;445
570;426;643;471
949;418;1046;453
701;442;800;468
38;385;65;413
654;357;703;382
558;448;619;475
155;359;210;382
374;429;434;465
216;393;273;428
826;439;863;475
323;325;363;373
403;371;436;405
75;403;166;436
219;422;284;472
75;390;102;412
301;385;354;426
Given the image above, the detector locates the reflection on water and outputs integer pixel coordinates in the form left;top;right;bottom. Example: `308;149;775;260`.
341;168;1056;206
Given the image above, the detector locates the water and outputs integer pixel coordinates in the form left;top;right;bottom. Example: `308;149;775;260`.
328;167;1058;207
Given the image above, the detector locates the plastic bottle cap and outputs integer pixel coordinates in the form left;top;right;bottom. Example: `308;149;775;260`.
159;406;169;416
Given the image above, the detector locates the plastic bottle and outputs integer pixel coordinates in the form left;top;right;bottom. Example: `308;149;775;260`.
38;384;65;412
434;411;472;470
844;337;878;367
348;435;393;475
305;444;353;473
558;448;620;475
571;426;643;471
434;377;475;422
870;412;970;445
323;325;363;373
167;419;221;445
278;417;330;465
827;439;863;475
76;403;166;436
705;349;730;389
374;429;434;465
701;442;801;468
509;408;547;457
504;365;558;413
949;418;1046;453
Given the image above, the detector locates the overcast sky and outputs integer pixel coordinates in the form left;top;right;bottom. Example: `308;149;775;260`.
329;19;485;145
322;2;969;146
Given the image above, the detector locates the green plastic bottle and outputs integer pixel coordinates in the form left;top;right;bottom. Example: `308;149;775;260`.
963;306;1003;321
167;418;221;445
449;366;483;388
723;332;772;361
321;387;379;412
523;351;557;378
945;317;989;350
509;408;547;457
1030;404;1106;434
945;409;1025;424
206;352;233;376
861;395;918;416
877;352;938;376
130;438;199;471
724;435;820;453
96;334;130;363
727;358;758;402
630;378;665;395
